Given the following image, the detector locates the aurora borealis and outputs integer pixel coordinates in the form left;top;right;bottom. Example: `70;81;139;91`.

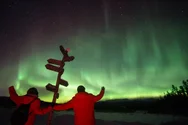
0;0;188;103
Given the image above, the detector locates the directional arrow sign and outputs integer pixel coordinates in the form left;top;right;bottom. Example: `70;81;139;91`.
45;64;62;72
47;59;62;66
59;45;75;62
59;79;69;87
59;45;67;55
63;56;75;62
46;83;56;92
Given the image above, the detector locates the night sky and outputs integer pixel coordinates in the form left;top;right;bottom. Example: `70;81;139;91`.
0;0;188;103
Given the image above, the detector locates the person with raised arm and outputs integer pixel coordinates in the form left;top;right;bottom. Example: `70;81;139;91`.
9;86;53;125
53;85;105;125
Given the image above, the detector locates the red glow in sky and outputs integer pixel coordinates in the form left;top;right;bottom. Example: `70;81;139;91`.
66;48;70;52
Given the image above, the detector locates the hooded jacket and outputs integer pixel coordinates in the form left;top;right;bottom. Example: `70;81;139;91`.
53;88;105;125
9;86;52;125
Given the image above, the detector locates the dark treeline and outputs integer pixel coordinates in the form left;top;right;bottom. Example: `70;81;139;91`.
95;79;188;116
149;79;188;116
0;79;188;116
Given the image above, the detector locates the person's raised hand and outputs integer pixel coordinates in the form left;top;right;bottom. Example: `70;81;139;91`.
101;86;105;91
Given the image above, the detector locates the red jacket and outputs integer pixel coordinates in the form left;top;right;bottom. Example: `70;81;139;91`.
9;86;52;125
53;88;105;125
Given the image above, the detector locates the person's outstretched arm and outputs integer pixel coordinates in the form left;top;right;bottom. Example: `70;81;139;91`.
53;99;73;111
93;87;105;102
8;86;23;105
32;99;52;115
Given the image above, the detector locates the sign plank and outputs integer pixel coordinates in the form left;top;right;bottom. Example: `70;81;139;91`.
46;83;56;92
45;64;62;72
47;59;62;65
59;79;69;87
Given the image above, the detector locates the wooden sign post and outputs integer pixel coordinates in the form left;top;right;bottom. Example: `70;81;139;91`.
45;45;75;125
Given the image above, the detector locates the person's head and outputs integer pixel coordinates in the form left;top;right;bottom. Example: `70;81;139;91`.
27;87;39;96
77;85;85;93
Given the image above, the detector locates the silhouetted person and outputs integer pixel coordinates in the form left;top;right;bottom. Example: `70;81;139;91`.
53;85;105;125
8;86;53;125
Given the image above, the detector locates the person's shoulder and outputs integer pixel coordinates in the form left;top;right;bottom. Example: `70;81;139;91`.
87;93;94;97
33;97;40;102
74;92;90;97
23;95;40;103
30;97;40;106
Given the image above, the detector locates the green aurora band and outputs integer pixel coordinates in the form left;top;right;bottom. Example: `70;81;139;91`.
1;21;188;103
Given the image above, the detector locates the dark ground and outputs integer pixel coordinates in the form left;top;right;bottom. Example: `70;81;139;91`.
0;96;188;125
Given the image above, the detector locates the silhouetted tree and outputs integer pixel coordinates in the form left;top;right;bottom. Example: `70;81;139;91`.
159;79;188;116
164;80;188;97
182;80;188;95
172;85;178;95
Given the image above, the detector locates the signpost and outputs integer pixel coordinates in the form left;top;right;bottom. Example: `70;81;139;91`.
45;45;75;125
